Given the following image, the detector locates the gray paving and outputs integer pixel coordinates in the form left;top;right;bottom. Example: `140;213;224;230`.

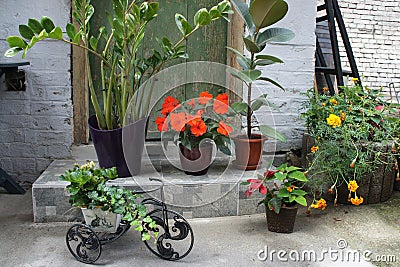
1;187;400;266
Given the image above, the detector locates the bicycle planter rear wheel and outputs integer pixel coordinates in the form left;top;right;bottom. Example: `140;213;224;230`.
142;209;194;261
66;224;102;264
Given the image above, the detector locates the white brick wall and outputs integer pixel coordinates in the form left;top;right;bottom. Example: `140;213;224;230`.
317;0;400;94
252;0;317;152
0;0;72;182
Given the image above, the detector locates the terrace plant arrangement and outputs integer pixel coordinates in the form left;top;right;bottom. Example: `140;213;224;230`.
302;83;399;209
155;91;233;176
242;163;308;233
4;0;233;177
60;161;157;241
228;0;294;170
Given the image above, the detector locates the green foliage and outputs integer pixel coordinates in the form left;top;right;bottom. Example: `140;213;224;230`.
4;0;232;131
228;0;294;139
302;84;399;200
61;162;158;241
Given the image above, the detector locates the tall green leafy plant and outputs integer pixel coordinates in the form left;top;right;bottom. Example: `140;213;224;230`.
4;0;233;130
228;0;294;140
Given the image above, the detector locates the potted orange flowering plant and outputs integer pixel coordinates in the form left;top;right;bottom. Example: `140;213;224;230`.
302;83;399;210
155;91;233;175
242;163;308;233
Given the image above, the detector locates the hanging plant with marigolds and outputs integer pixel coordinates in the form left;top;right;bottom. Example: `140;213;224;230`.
302;81;399;211
155;91;233;154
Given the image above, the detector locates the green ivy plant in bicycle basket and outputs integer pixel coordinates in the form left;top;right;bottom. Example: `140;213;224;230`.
302;82;399;210
60;162;157;241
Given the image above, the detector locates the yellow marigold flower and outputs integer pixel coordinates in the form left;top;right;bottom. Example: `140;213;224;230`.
323;87;329;92
326;114;342;128
329;98;338;106
287;185;297;192
352;77;359;82
311;198;327;211
340;111;346;121
350;196;363;205
311;146;319;153
322;103;326;107
348;180;359;192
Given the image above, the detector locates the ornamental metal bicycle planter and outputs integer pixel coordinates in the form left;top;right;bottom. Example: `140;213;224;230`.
65;178;194;264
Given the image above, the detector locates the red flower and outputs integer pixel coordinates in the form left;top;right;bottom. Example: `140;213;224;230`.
188;117;207;137
155;116;168;132
198;91;213;105
217;121;232;136
244;179;267;198
161;96;179;115
188;99;195;107
170;112;186;132
213;93;229;114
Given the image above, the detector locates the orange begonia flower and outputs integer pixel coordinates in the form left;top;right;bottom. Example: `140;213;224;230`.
188;117;207;137
198;91;213;105
213;93;229;114
188;99;195;107
155;116;168;132
217;121;232;136
170;112;186;132
161;96;179;115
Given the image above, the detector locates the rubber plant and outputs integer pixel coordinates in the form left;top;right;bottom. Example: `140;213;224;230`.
4;0;233;130
228;0;294;140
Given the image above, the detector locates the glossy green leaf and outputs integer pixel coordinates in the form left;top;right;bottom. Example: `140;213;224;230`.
89;36;98;50
237;57;250;70
209;7;222;20
6;36;27;48
274;172;287;181
268;198;282;214
19;25;35;40
48;27;63;40
40;16;55;33
257;28;295;45
243;36;260;53
255;55;284;66
28;18;44;34
249;0;288;30
289;171;308;182
219;145;231;155
230;0;255;33
175;14;193;36
4;47;23;57
231;102;249;115
194;8;212;26
226;47;248;65
259;125;286;142
258;77;285;91
66;23;77;40
277;188;290;197
73;30;82;44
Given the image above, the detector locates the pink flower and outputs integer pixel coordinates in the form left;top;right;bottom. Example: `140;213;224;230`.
244;179;267;198
375;105;384;111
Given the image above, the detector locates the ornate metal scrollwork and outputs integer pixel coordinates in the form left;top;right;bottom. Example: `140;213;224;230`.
143;209;194;261
66;224;101;264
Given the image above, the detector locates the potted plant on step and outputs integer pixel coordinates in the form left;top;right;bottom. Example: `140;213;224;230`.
302;82;399;209
155;91;233;176
4;0;233;177
242;163;308;233
60;161;157;240
228;0;295;170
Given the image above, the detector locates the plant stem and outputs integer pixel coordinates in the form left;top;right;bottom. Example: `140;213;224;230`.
247;53;255;139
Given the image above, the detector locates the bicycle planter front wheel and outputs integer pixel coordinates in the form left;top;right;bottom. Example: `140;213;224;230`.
142;209;194;261
66;224;102;264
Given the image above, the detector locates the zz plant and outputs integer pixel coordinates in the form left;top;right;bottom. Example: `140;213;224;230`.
228;0;294;140
5;0;233;130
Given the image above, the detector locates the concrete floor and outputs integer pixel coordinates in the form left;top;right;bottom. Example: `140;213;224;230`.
1;188;399;267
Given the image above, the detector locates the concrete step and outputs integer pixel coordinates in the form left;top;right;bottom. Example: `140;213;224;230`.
32;143;287;222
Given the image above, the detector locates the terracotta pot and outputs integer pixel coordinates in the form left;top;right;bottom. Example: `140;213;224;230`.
232;134;267;170
88;115;147;177
265;205;298;233
179;142;213;176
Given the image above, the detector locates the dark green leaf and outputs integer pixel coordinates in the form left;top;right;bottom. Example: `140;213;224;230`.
194;8;212;26
19;25;35;40
40;16;55;33
209;7;222;20
249;0;288;30
6;36;27;48
66;23;77;40
268;198;282;214
219;145;231;155
28;18;44;34
231;102;249;115
259;125;286;142
243;36;260;53
230;0;255;33
255;55;284;66
258;76;285;91
89;36;98;50
257;28;295;45
175;14;193;36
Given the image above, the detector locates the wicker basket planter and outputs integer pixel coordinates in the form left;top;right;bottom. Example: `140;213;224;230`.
265;205;298;233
